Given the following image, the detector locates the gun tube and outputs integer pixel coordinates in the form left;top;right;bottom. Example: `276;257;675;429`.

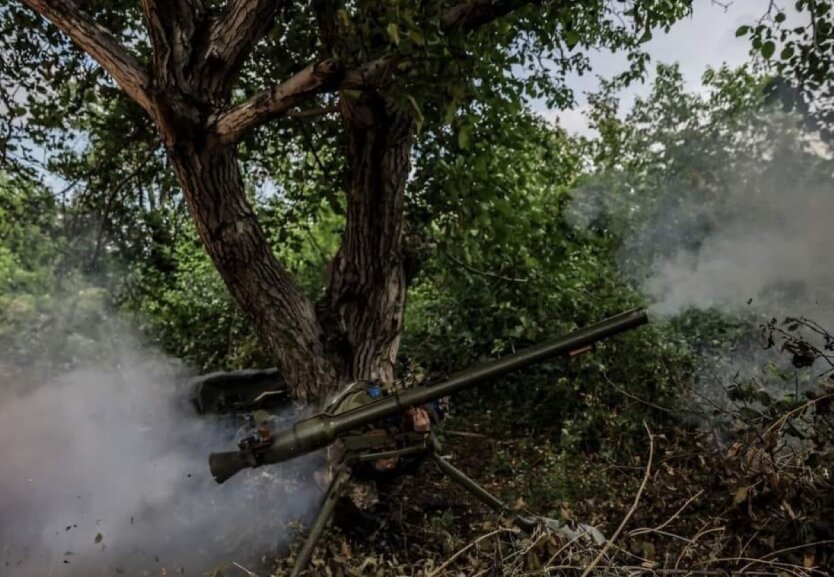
210;307;648;483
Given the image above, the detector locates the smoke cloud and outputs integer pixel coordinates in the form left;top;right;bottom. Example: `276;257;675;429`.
0;327;318;577
570;125;834;325
642;169;834;324
568;112;834;407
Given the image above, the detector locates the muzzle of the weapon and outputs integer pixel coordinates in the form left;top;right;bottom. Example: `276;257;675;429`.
209;450;254;484
210;307;649;483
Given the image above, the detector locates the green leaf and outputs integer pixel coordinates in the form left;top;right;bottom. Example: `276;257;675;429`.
387;22;400;45
780;44;794;59
735;25;749;37
457;124;471;150
336;9;350;28
756;390;772;407
761;40;776;59
565;30;580;49
406;94;424;129
409;31;425;46
443;101;457;125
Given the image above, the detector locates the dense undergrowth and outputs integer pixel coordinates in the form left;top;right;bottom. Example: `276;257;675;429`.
263;362;834;576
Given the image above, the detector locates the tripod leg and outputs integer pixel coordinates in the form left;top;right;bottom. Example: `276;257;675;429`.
429;452;536;532
290;466;352;577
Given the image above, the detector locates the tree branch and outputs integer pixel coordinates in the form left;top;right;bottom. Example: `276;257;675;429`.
207;0;281;81
447;254;529;283
287;105;339;118
212;56;394;144
312;0;340;53
20;0;154;114
579;423;654;577
340;57;393;89
211;0;538;144
441;0;542;31
211;60;343;144
139;0;212;88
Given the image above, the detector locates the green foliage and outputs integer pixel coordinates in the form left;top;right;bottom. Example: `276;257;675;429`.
0;175;59;295
0;0;695;270
125;198;343;372
3;1;831;460
125;232;264;372
10;62;815;457
574;62;829;284
0;173;135;388
737;0;834;140
401;109;687;453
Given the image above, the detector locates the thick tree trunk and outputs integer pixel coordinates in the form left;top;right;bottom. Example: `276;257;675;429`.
322;92;414;387
23;0;416;403
167;139;340;402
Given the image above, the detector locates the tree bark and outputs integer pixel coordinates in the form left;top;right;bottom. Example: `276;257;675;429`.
133;0;346;403
322;92;413;387
167;139;340;402
20;0;154;113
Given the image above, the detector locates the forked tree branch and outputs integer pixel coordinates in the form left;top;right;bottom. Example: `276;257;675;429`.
20;0;154;114
312;0;340;52
212;0;541;144
139;0;186;85
213;56;397;145
211;60;343;144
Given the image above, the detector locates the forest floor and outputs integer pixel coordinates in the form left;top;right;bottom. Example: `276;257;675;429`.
253;397;834;577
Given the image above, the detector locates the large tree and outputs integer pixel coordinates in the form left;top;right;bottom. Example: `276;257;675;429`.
3;0;692;403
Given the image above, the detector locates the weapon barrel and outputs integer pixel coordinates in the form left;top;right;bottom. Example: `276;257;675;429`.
210;308;647;482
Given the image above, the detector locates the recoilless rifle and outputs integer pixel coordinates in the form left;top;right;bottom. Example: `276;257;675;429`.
209;307;648;576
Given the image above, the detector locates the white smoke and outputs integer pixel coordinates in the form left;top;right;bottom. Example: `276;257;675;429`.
569;118;834;325
568;104;834;409
0;329;318;577
644;167;834;323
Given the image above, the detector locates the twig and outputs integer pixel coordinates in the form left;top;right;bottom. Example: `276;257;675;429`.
674;523;728;571
447;253;529;283
443;429;488;439
579;422;654;577
629;490;704;537
701;555;819;577
603;371;677;415
606;568;782;576
534;567;783;576
288;105;339;118
232;561;260;577
738;539;834;573
630;528;695;544
427;528;515;577
765;393;834;436
542;526;594;569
